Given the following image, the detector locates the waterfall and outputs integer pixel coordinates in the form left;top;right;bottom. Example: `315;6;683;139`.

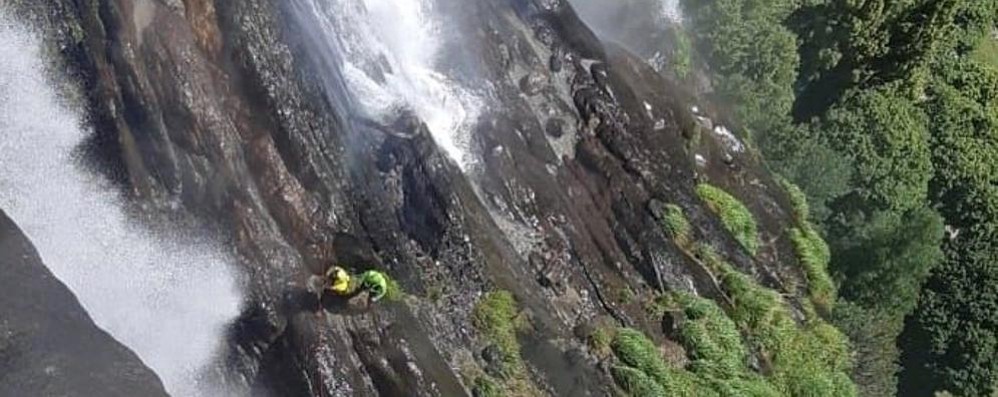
660;0;683;24
0;17;241;397
288;0;484;171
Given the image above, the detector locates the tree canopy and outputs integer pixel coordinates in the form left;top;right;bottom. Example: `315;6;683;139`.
682;0;997;395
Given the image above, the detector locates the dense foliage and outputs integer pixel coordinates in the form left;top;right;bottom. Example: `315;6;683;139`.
612;265;854;397
681;0;998;395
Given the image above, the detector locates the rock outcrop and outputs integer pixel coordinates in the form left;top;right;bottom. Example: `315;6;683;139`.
5;0;809;395
0;209;169;397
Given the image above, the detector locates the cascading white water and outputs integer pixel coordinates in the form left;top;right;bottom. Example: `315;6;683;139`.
660;0;684;24
294;0;484;171
0;17;241;397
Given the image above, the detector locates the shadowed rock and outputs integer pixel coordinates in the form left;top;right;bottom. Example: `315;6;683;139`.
0;209;169;397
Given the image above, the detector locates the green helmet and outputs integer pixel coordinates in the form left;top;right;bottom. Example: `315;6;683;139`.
361;270;388;301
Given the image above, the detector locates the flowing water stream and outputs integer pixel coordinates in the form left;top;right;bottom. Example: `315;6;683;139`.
288;0;485;171
0;17;241;397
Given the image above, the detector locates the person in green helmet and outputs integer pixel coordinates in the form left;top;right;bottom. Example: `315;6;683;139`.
357;269;389;303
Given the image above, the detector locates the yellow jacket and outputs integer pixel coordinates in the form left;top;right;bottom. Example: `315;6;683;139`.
326;266;352;294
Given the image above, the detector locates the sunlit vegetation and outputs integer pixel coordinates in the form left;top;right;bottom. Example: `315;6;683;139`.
471;291;541;396
683;0;996;394
696;184;759;255
611;242;854;397
659;203;693;248
972;35;998;69
382;275;404;302
781;180;837;312
672;27;693;79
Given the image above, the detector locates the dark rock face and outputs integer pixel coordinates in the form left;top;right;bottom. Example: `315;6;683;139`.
6;0;807;395
0;210;169;397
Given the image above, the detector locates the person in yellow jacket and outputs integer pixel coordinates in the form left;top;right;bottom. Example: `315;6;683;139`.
326;266;353;295
325;266;389;303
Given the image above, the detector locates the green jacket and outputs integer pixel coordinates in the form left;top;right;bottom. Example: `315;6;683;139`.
359;270;388;302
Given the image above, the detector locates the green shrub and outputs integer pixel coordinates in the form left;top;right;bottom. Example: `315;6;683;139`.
471;291;541;396
696;244;787;333
661;203;693;247
611;365;668;397
618;287;636;305
717;269;855;397
644;295;671;318
657;367;714;397
472;376;501;397
673;295;747;375
780;178;837;312
697;184;760;255
709;375;781;397
779;177;811;222
612;328;672;384
473;291;520;367
611;328;715;397
588;326;614;358
694;244;856;396
672;27;693;79
621;243;856;397
790;226;837;312
383;275;404;302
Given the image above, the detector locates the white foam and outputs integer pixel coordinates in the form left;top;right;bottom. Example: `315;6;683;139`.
0;17;241;397
299;0;483;171
660;0;684;24
713;125;746;153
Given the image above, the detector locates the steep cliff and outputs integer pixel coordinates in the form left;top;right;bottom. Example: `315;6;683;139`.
0;209;170;397
5;0;819;395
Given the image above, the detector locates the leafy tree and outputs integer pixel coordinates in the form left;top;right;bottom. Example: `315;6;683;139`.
833;302;904;397
791;0;964;119
897;57;998;396
682;0;800;137
680;1;998;396
926;61;998;231
818;84;933;214
767;125;852;223
899;230;998;397
946;1;998;55
828;207;944;316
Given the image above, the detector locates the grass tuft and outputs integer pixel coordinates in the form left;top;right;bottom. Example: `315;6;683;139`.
689;244;856;397
383;275;404;302
472;376;501;397
697;184;760;255
672;27;693;79
588;326;615;358
612;328;673;383
611;365;668;397
660;203;693;248
790;226;837;312
781;178;838;312
611;328;715;397
471;291;542;396
779;177;810;222
673;295;747;375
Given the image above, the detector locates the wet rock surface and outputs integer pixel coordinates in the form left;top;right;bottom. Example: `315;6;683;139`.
0;209;169;397
5;0;808;395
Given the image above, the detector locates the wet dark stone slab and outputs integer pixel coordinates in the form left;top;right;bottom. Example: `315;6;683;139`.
0;209;169;397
